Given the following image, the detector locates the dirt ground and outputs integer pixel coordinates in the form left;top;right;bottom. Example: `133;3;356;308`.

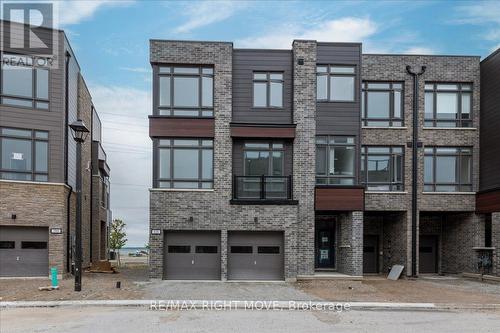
296;276;500;304
0;266;148;301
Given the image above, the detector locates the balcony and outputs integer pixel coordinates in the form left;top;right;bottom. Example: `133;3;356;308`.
231;176;297;205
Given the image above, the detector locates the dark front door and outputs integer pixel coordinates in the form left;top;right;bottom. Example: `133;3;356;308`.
315;219;336;269
363;235;379;274
419;235;438;274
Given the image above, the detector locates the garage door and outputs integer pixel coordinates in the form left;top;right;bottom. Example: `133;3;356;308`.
228;231;284;280
164;231;220;280
0;226;49;277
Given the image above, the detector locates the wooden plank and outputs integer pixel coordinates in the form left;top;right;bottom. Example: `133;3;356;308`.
149;117;215;137
315;187;364;211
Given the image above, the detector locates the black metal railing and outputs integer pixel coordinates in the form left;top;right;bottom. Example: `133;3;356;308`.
233;175;292;200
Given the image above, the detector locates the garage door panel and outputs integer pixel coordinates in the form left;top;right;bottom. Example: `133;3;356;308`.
164;231;220;280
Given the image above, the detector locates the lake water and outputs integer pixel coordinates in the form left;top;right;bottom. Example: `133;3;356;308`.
118;247;148;256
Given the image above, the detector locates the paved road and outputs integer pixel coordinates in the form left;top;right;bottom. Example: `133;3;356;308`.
1;306;499;333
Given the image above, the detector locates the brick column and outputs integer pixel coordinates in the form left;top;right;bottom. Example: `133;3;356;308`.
493;213;500;276
337;211;363;276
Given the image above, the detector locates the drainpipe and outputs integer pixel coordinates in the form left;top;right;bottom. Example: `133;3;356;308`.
406;65;426;278
64;50;73;273
89;106;94;263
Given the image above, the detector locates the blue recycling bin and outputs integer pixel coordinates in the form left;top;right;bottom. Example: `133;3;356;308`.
51;267;58;287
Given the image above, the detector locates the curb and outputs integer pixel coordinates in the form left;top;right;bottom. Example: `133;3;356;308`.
2;300;498;311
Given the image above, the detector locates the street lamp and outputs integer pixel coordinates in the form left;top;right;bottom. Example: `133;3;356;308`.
69;119;89;292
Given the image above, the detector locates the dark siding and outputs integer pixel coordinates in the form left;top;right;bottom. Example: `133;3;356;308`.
232;49;293;124
232;140;293;176
480;49;500;191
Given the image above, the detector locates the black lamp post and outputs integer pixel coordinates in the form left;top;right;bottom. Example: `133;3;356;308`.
69;119;89;292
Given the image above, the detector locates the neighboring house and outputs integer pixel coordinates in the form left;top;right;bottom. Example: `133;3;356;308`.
148;40;500;281
0;21;111;277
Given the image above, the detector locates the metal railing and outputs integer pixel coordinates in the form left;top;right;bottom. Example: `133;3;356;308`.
233;175;292;200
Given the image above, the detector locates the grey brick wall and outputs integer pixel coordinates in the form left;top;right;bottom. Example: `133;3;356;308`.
492;213;500;276
337;211;363;276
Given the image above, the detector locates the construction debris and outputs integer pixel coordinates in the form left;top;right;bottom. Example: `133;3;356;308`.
388;265;405;280
86;260;117;274
38;286;59;291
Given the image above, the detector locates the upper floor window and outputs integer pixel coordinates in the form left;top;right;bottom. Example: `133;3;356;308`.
317;65;355;102
157;66;213;117
156;138;213;189
243;141;284;176
361;146;403;191
424;147;472;192
0;127;48;182
1;54;49;110
362;82;403;127
424;83;472;128
316;136;355;185
253;72;283;108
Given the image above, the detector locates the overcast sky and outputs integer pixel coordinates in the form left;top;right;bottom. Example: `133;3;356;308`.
45;0;499;246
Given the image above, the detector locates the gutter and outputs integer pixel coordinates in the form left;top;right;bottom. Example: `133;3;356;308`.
64;50;73;273
406;65;426;277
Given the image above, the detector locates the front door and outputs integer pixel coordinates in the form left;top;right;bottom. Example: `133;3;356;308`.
315;219;336;269
363;235;379;274
419;235;438;274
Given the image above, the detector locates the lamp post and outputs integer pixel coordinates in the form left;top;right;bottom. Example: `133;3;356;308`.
69;119;89;292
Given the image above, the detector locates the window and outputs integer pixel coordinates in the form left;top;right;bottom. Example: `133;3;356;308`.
21;241;47;249
316;136;355;185
257;246;280;254
362;82;403;126
230;246;253;253
168;245;191;253
195;246;218;253
0;127;48;181
424;147;472;192
1;54;49;109
424;83;472;127
0;241;15;249
157;66;213;117
156;139;213;189
316;65;356;102
244;142;284;176
361;146;404;191
253;72;283;108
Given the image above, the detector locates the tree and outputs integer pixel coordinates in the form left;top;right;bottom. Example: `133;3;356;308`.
109;218;127;266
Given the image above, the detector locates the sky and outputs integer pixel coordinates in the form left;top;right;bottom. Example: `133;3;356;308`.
40;0;500;246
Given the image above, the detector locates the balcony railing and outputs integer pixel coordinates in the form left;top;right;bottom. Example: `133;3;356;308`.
233;176;292;200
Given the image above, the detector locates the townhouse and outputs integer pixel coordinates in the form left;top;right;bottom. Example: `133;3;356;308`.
0;21;111;277
148;39;500;280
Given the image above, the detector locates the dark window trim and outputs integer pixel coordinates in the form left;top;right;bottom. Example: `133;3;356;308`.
423;146;473;192
0;127;49;182
156;65;214;117
315;135;356;185
0;53;50;110
361;145;405;191
424;82;473;128
252;71;284;109
362;81;404;127
316;64;356;103
243;141;285;176
155;138;214;189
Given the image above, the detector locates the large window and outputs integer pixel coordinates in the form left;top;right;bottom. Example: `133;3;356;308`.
316;136;355;185
361;146;403;191
424;83;472;127
1;54;49;110
0;127;48;181
156;139;213;189
157;66;213;117
317;65;356;102
424;147;472;192
244;142;284;176
253;72;283;108
362;82;403;127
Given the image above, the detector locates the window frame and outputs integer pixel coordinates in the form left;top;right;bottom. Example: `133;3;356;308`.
252;71;284;109
243;141;285;176
155;138;214;189
424;83;473;128
315;136;356;185
423;146;473;192
316;65;356;103
0;53;50;110
0;127;49;182
156;65;214;117
361;146;404;191
362;82;404;127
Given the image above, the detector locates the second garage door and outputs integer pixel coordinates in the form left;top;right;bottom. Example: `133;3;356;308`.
164;231;220;280
228;231;284;280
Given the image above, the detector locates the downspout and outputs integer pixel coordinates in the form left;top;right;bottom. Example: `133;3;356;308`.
406;65;426;277
89;106;94;263
64;50;73;273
